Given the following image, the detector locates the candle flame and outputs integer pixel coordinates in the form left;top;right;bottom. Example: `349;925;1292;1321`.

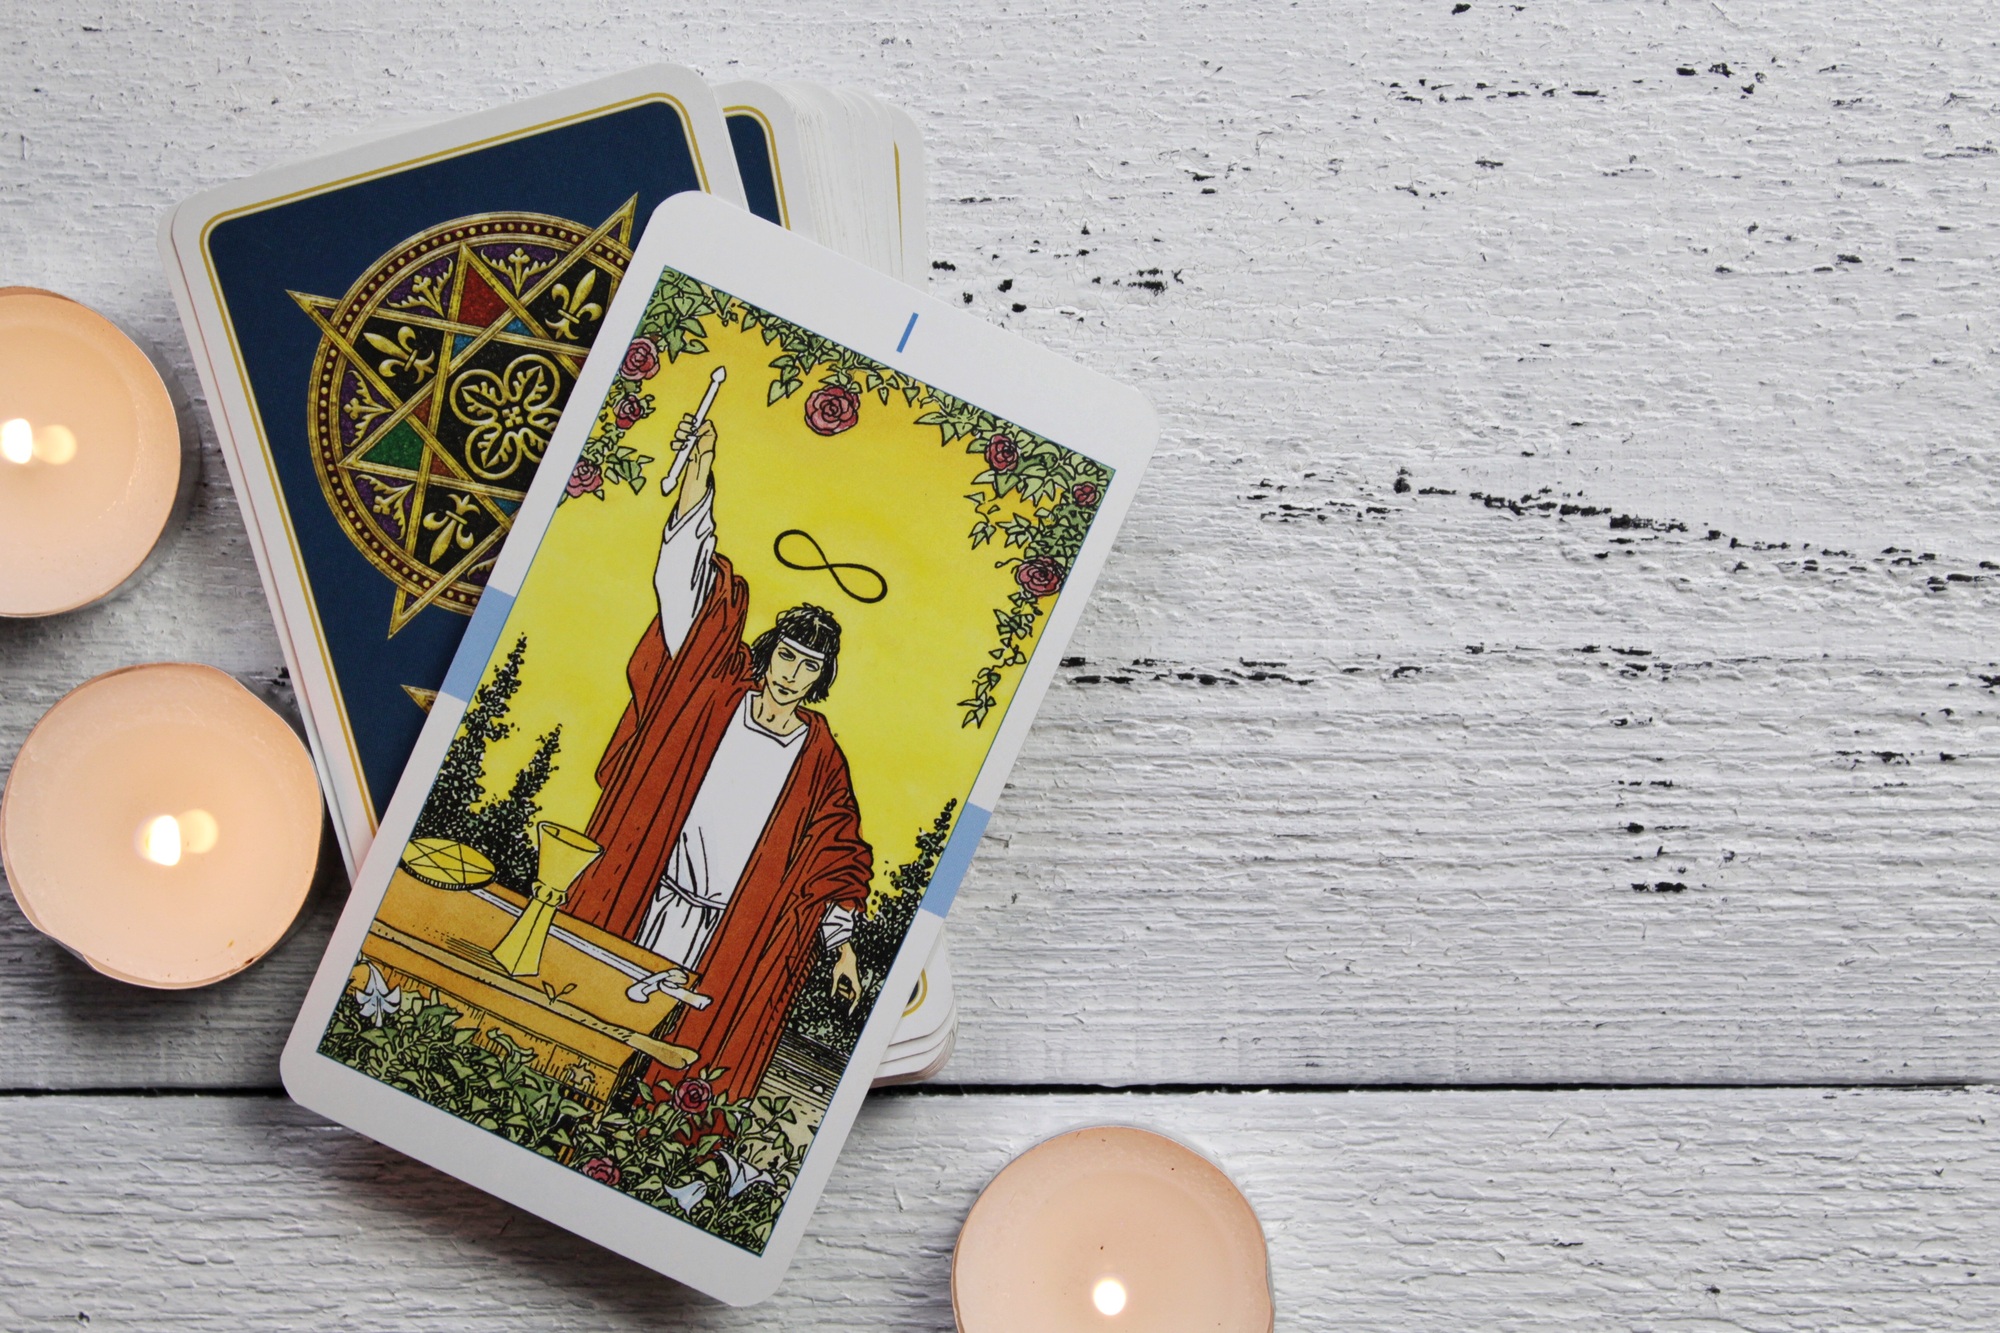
0;418;31;465
139;814;183;867
1;419;79;465
137;810;219;866
1092;1278;1127;1317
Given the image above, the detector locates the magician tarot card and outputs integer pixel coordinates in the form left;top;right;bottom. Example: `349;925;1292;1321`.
283;193;1154;1302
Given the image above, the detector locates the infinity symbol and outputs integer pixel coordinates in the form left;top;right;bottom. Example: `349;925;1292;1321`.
772;529;888;604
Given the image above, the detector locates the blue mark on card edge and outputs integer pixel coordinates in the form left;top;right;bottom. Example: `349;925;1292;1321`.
918;803;990;919
439;589;516;704
896;312;919;353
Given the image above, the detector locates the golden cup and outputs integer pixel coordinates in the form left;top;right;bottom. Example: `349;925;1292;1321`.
490;821;602;977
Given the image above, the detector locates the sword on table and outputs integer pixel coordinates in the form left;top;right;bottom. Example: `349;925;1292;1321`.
469;887;712;1008
658;364;726;498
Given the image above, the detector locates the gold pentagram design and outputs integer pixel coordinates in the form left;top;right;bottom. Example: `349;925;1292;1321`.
292;199;636;635
400;838;497;890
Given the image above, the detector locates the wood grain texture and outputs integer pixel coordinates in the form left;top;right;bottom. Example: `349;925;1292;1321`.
5;1088;1999;1330
6;5;2000;1326
2;4;1997;1096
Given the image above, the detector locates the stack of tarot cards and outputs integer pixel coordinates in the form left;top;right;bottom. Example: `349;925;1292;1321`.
164;65;1156;1304
161;65;953;1085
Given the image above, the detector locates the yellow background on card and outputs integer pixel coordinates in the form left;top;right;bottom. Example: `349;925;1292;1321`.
476;318;1034;902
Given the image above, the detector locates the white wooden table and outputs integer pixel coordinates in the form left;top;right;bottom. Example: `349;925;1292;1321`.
4;3;1998;1327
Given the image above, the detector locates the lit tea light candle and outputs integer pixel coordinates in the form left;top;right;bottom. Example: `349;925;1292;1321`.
953;1126;1273;1332
1;663;323;988
0;288;194;618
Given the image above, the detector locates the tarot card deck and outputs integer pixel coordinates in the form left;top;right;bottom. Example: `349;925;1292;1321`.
282;191;1155;1303
161;65;957;1080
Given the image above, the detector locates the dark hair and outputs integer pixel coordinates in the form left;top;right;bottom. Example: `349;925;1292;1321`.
749;604;842;703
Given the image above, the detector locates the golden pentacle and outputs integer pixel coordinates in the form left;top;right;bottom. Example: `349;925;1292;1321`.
292;200;636;634
399;838;496;890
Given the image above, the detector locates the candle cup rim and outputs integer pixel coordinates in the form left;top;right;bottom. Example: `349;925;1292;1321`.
0;661;323;989
950;1122;1274;1333
0;285;81;303
0;289;199;618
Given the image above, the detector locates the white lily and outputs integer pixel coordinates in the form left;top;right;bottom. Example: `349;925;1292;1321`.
663;1179;708;1212
356;964;402;1027
715;1150;775;1200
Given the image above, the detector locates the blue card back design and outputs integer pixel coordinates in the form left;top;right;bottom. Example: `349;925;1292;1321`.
205;102;705;819
726;113;783;226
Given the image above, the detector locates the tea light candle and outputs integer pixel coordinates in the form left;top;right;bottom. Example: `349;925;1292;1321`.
0;288;194;617
1;663;323;988
953;1126;1273;1332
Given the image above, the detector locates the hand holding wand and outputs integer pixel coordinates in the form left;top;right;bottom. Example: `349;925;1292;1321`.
659;365;727;497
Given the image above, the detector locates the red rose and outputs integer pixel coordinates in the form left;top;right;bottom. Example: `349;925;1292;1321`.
613;394;645;429
984;434;1019;472
673;1076;715;1117
1071;481;1100;508
620;338;660;381
1015;557;1064;597
578;1157;621;1186
803;384;860;436
565;460;603;498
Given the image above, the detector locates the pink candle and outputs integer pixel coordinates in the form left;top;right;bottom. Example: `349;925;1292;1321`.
0;288;192;617
954;1126;1273;1332
2;664;323;988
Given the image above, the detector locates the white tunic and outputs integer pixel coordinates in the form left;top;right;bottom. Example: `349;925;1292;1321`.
635;490;856;968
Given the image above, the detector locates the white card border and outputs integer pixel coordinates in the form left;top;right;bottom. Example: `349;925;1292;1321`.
714;79;810;237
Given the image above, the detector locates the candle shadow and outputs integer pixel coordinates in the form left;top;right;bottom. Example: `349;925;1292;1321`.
283;1099;963;1327
300;1111;722;1324
0;597;109;656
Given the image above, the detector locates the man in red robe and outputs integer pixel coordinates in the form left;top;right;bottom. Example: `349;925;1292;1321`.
566;415;872;1106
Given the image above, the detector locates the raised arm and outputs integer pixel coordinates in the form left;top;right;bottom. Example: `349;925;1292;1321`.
653;417;720;658
669;415;717;529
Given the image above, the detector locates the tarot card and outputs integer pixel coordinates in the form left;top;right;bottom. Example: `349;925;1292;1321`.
844;90;917;280
872;94;930;284
282;192;1154;1303
885;937;954;1053
716;80;816;240
718;81;927;285
873;1023;957;1085
778;83;870;269
870;942;957;1083
830;90;894;276
161;65;746;879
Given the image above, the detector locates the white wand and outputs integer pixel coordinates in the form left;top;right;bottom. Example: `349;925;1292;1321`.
659;365;727;496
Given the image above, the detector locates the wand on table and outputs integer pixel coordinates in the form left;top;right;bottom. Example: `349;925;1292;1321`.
658;365;727;496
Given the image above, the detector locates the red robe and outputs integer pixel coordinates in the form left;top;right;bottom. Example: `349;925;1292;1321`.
567;553;872;1105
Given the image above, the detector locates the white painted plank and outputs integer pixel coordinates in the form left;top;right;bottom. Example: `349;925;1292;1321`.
4;2;2000;1090
7;494;1996;1087
4;1088;1998;1329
